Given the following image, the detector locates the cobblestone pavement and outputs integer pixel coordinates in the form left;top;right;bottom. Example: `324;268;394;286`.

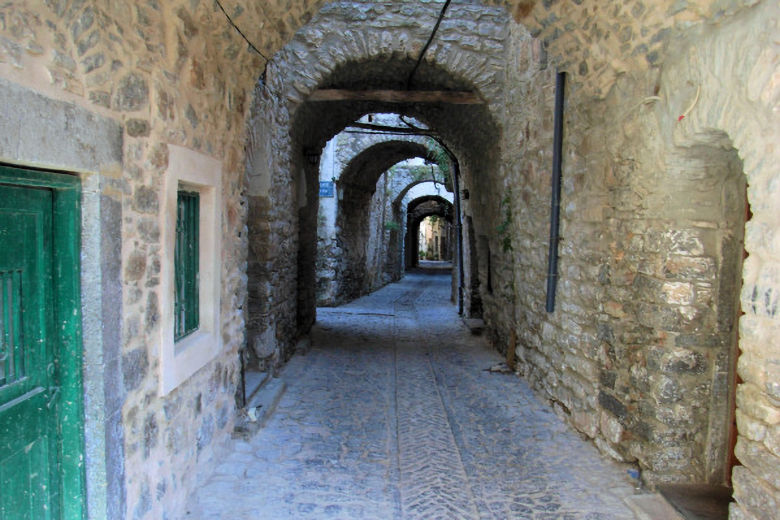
187;270;645;519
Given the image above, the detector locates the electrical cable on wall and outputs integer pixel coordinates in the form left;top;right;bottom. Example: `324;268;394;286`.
213;0;270;81
407;0;452;89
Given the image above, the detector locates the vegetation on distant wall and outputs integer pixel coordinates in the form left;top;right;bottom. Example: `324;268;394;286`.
426;137;454;187
496;192;513;253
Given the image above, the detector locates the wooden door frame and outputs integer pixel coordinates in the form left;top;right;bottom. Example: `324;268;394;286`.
0;165;85;520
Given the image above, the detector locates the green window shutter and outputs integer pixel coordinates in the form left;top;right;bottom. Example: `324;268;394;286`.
174;190;199;341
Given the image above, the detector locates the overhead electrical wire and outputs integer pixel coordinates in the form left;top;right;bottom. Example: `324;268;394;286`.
406;0;452;89
214;0;267;59
216;0;452;87
213;0;271;82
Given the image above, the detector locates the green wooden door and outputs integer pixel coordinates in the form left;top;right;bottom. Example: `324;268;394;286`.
0;184;60;519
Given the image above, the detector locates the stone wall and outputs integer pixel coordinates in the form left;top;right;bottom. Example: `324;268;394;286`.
315;122;444;305
244;0;509;432
492;3;779;518
391;165;453;270
0;1;263;518
1;1;777;519
409;196;455;262
251;2;776;517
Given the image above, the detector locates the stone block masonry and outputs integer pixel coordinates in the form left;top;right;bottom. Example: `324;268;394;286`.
245;0;511;369
0;1;777;519
0;0;272;518
494;4;780;520
246;2;780;519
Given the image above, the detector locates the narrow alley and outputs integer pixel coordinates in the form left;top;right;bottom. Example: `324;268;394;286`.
187;268;653;519
1;2;777;519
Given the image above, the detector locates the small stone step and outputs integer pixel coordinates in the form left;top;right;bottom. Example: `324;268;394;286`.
295;335;311;355
234;371;287;438
243;370;270;405
463;318;485;335
625;494;686;520
245;376;286;426
656;484;732;520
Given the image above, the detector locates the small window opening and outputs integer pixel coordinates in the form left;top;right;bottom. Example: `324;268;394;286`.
174;189;199;340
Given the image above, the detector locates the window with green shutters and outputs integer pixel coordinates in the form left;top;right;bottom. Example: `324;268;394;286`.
174;190;199;341
161;145;222;394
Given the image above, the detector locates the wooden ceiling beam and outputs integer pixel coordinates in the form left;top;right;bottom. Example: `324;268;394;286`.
307;89;483;104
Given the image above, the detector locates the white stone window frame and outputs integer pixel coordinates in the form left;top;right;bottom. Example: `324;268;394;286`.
160;144;222;395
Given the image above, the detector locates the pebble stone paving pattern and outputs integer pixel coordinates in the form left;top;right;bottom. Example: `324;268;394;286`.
187;269;645;519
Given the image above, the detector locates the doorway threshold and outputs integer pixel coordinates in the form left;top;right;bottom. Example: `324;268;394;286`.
656;484;732;520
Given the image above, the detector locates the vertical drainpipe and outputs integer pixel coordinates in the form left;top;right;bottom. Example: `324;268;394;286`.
428;137;463;314
546;71;566;313
453;161;465;315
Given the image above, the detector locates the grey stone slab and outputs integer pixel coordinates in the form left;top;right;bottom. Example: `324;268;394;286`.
625;495;685;520
0;78;122;173
243;370;270;400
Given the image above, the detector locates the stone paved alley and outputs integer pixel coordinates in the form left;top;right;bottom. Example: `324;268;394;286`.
187;268;660;519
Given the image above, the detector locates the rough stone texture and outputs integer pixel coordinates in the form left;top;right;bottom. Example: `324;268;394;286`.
0;1;258;518
0;0;777;519
246;0;507;370
0;77;122;172
246;2;779;519
494;5;779;520
406;195;455;265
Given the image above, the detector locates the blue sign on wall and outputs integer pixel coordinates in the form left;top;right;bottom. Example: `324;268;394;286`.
319;181;335;198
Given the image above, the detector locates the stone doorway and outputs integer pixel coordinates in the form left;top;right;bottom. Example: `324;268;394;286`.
653;134;748;518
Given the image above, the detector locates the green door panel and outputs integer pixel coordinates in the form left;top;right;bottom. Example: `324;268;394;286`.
0;390;53;520
0;184;60;520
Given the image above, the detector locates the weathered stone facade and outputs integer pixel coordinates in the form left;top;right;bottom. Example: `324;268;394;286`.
0;1;261;518
246;2;779;518
491;3;779;518
0;0;777;519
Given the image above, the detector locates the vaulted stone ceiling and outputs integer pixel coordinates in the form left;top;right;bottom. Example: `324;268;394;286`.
217;0;760;96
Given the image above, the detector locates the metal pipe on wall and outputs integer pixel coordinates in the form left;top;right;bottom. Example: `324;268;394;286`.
453;160;464;315
546;71;566;313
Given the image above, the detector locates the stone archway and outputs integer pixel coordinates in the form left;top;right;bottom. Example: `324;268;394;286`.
316;127;454;306
244;1;509;365
333;140;434;304
242;5;780;516
405;195;454;268
601;131;749;490
587;5;776;510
